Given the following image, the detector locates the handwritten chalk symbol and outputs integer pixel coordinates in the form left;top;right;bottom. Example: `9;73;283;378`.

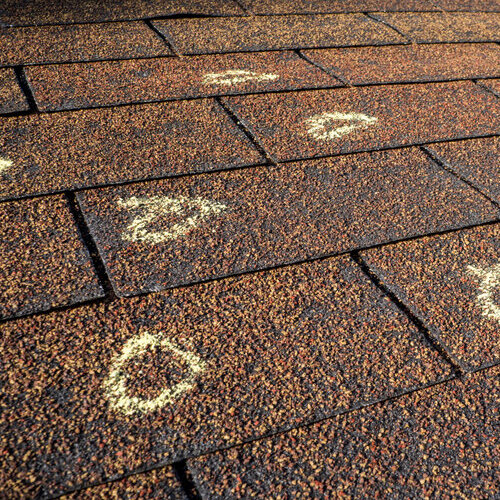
0;157;13;174
117;195;227;245
305;112;378;141
203;70;280;86
104;331;206;416
467;263;500;323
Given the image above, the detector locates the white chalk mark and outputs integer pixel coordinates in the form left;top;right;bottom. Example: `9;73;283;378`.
104;331;206;416
118;195;227;245
467;263;500;323
305;112;378;141
0;157;12;174
203;70;279;86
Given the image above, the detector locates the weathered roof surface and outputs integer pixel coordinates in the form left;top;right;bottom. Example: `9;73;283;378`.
0;1;498;498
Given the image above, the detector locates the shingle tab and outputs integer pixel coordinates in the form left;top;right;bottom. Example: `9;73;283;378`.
0;256;451;497
361;224;500;370
0;22;171;66
224;81;500;161
479;77;500;96
0;100;263;200
0;68;29;114
241;0;438;14
0;0;243;26
26;51;340;112
65;467;187;499
152;14;405;55
425;136;500;204
0;195;103;319
434;0;500;11
375;12;500;42
303;43;500;85
77;148;497;296
190;365;500;499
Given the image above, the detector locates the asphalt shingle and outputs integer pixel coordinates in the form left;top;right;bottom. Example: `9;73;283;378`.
26;51;340;112
302;43;500;85
0;99;263;200
189;365;500;498
361;224;500;370
434;0;500;11
0;0;243;26
425;136;500;204
0;22;172;66
0;195;103;319
224;81;500;161
0;68;29;114
0;256;451;497
375;12;500;42
152;14;405;55
479;77;500;96
77;148;498;296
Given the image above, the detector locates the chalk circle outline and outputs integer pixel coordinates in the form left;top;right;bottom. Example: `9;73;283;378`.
305;112;378;141
0;157;13;174
202;69;280;86
104;330;206;416
467;262;500;323
117;195;228;245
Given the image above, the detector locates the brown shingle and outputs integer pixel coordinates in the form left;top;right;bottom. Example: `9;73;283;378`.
0;0;243;26
0;256;451;497
77;148;497;296
241;0;438;14
303;43;500;85
425;136;500;204
434;0;500;11
152;14;405;55
190;366;500;498
0;68;29;114
224;81;500;161
479;77;500;96
0;100;263;200
375;12;500;42
0;195;103;319
361;223;500;370
26;51;340;112
0;22;171;66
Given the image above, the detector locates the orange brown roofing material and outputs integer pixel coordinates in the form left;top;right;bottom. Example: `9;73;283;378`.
0;2;499;498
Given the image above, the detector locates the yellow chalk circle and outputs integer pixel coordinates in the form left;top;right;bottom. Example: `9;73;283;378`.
104;331;206;416
118;195;227;244
0;157;13;174
305;112;378;141
203;69;280;86
467;263;500;323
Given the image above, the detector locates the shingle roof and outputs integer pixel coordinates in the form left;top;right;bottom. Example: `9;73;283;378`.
0;1;499;498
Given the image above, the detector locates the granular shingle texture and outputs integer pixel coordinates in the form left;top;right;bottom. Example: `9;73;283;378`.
0;256;451;497
189;365;500;499
26;51;339;112
303;43;500;85
0;100;263;200
375;12;500;42
77;148;498;296
0;68;29;114
425;136;500;204
0;22;171;66
65;467;187;499
224;81;500;161
479;77;500;96
434;0;500;11
241;0;438;14
0;0;243;26
0;195;103;319
361;224;500;370
152;14;405;54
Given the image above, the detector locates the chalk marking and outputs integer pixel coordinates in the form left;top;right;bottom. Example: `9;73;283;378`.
467;263;500;323
118;195;227;244
203;70;279;86
0;157;12;174
305;112;378;141
104;331;206;415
